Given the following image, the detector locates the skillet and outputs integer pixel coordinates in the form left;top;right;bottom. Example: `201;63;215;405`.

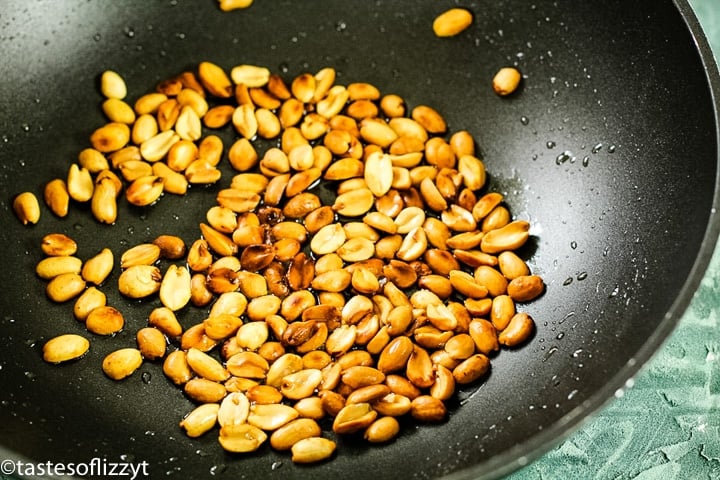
0;0;719;479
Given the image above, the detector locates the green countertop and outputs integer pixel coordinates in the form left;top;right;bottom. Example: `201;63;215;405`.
508;3;720;478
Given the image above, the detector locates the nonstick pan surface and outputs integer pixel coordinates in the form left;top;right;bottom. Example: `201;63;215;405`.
1;1;719;479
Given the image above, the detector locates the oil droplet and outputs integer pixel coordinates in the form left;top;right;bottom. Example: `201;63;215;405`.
555;151;573;165
123;26;135;38
546;141;556;149
520;116;529;125
93;33;102;41
209;464;227;476
543;346;559;361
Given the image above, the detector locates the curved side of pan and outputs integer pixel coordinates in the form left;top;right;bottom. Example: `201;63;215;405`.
452;1;720;477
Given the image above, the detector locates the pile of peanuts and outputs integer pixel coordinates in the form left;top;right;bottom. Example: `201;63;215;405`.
27;61;542;464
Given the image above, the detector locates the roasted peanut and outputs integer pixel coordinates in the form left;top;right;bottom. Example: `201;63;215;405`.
43;334;90;363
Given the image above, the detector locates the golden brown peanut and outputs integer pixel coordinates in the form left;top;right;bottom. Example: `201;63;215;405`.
498;312;535;347
372;392;413;417
125;175;164;206
163;350;193;385
185;159;222;184
271;418;322;451
444;334;476;360
166;139;198;171
217;392;251;429
177;87;208;116
181;322;218;351
132;113;159;144
333;403;377;435
204;104;235;129
46;273;86;302
469;319;500;355
134;92;167;115
102;98;135;124
179;403;219;438
198;61;232;98
360;119;398;148
246;384;283;405
248;403;299;430
396;226;428;262
81;248;114;285
493;67;522;96
86;305;124;335
474;265;509;298
100;70;127;99
230;321;267;352
90;122;130;153
102;348;143;380
490;294;516;331
433;8;473;37
184;378;227;403
453;353;490;384
41;233;77;257
231;64;270;87
36;255;82;280
497;251;530;279
380;94;405;117
281;368;323;400
186;347;230;382
283;192;321;218
73;286;106;321
294;397;325;420
44;179;70;217
410;395;446;422
507;275;545;302
219;423;267;453
66;164;94;203
384;375;421;399
429;365;456;401
203;314;242;340
342;366;386;389
136;327;166;360
175;105;202;141
118;265;162;298
226;350;269;379
90;176;118;224
153;235;186;260
377;336;414;374
363;416;400;444
120;243;161;269
332;188;374;217
42;334;90;363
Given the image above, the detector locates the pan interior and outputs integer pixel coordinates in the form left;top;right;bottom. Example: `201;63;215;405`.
0;1;717;479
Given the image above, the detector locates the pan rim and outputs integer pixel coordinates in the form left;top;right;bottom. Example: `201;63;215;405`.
443;1;720;478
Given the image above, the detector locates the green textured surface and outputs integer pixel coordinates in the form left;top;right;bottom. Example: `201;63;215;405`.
508;3;720;479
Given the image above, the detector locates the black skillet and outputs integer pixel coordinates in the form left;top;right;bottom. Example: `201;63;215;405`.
1;1;718;479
